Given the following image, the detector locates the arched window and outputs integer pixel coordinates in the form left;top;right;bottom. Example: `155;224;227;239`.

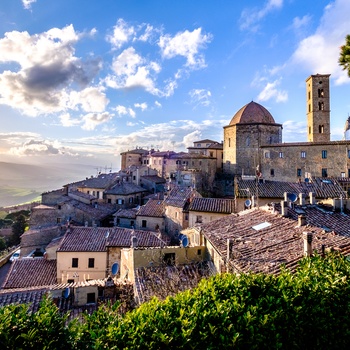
246;136;250;146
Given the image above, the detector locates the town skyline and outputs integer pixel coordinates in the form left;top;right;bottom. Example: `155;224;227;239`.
0;0;350;170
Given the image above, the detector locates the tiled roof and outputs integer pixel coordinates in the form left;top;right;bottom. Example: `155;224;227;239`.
74;172;119;189
140;175;166;184
137;199;165;217
237;178;345;199
106;228;171;247
260;140;350;147
134;261;214;304
189;197;236;214
192;139;218;144
3;259;57;289
165;187;202;208
105;182;147;195
68;189;95;200
69;199;116;220
277;203;350;237
57;226;171;251
199;207;350;274
120;148;149;155
114;208;138;219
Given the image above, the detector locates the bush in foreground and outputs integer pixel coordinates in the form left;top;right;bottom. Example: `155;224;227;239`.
1;253;350;349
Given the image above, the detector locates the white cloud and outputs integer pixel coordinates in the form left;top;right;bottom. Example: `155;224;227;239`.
291;15;312;31
291;0;350;85
69;87;108;113
59;113;81;127
282;120;306;142
114;105;136;118
257;79;288;103
159;28;212;68
0;25;102;116
155;101;162;108
82;112;114;131
134;102;148;111
107;19;136;49
9;139;65;157
22;0;36;10
105;47;160;93
182;130;202;148
239;0;283;32
189;89;211;107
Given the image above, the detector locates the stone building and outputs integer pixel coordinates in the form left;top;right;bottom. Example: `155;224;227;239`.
224;74;350;183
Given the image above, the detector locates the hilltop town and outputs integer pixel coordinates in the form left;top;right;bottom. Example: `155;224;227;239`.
1;73;350;315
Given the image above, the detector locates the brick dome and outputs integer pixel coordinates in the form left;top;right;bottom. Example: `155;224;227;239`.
229;101;275;125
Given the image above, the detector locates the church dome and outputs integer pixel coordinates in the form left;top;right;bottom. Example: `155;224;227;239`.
229;101;276;125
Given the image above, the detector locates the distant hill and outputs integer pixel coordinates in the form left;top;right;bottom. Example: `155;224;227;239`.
0;162;100;207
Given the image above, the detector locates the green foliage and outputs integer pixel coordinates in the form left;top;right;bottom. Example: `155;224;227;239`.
339;34;350;77
0;296;69;349
0;237;6;251
0;253;349;349
10;213;28;246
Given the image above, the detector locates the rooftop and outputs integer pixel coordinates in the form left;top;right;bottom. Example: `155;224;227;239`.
189;197;236;214
137;199;165;217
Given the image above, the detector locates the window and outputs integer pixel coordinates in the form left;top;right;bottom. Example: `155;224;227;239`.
322;150;327;159
129;197;133;203
163;253;175;266
87;293;96;304
196;215;203;223
88;258;95;268
308;91;311;100
322;168;328;177
142;220;147;228
130;220;134;227
58;205;61;210
319;125;324;133
308;104;311;112
209;151;213;157
348;150;350;159
197;249;202;256
297;169;302;177
196;143;201;148
246;136;250;146
117;199;124;205
265;152;270;158
72;258;78;268
318;89;324;97
318;102;324;111
341;172;345;178
270;169;275;176
301;151;306;158
57;218;61;224
108;198;111;204
97;191;100;199
279;152;284;158
309;127;311;134
228;138;231;147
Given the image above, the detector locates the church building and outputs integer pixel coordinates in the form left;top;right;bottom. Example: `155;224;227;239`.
223;74;350;182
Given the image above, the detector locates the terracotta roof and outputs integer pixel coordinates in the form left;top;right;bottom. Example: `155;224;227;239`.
3;259;57;289
57;226;171;251
165;187;202;208
140;175;166;184
114;208;138;219
0;288;47;312
237;178;345;199
192;139;218;144
137;199;165;217
74;172;119;189
278;203;350;237
68;189;95;200
120;148;149;155
105;182;147;195
260;140;350;147
106;228;171;247
229;101;278;126
199;207;350;274
189;197;236;214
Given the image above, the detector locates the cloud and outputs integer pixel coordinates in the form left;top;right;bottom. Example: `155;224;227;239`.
22;0;36;10
81;112;114;131
134;102;147;111
159;28;212;68
282;120;306;142
0;25;102;116
114;105;136;118
8;139;67;157
239;0;283;32
291;0;350;85
189;89;211;107
155;101;162;108
107;19;136;49
257;79;288;103
59;113;81;127
69;87;108;113
105;47;160;93
291;15;312;31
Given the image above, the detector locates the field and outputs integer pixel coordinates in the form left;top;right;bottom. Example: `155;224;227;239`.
0;187;41;208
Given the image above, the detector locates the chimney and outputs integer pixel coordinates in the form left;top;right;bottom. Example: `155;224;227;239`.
298;214;307;227
251;195;255;208
303;231;313;257
309;192;316;205
131;235;138;248
299;193;305;206
284;192;289;201
281;200;289;217
227;239;234;260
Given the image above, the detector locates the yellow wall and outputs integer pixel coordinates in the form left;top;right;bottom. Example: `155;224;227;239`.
57;251;107;283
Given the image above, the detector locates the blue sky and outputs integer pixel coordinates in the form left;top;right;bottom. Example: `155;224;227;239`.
0;0;349;171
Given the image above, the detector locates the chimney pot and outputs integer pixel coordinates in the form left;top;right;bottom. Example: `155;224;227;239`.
299;193;305;206
303;231;313;257
227;239;234;260
298;214;307;226
281;200;289;217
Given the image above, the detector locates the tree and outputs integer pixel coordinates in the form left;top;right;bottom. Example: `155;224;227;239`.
339;34;350;77
10;214;27;246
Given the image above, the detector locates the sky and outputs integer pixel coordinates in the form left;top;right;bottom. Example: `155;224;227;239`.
0;0;349;172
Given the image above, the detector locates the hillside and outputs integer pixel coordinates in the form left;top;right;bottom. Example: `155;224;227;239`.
0;162;99;207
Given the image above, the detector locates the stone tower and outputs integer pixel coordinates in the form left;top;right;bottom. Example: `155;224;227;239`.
306;74;331;142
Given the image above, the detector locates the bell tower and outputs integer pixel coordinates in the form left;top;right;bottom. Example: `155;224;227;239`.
306;74;330;142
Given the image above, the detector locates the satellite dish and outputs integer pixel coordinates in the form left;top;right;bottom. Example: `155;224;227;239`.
305;178;309;183
287;193;298;202
180;235;189;248
111;262;119;275
63;287;70;299
245;199;252;207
